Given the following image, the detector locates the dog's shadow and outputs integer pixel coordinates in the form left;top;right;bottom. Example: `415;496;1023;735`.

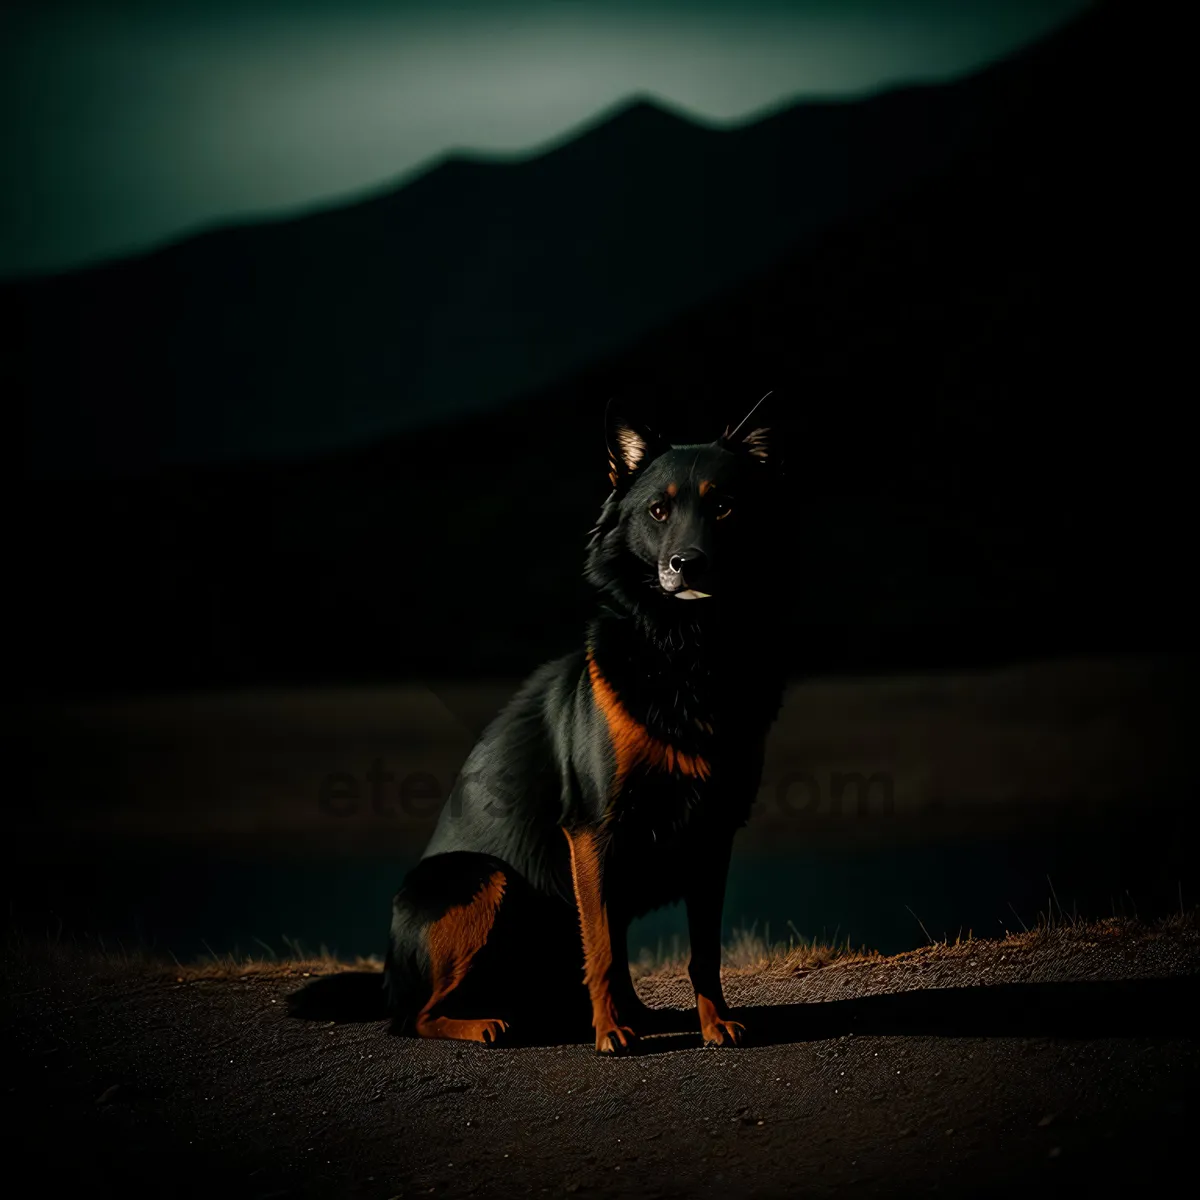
287;973;1200;1053
631;976;1200;1055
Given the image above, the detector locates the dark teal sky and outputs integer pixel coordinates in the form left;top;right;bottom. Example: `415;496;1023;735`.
0;1;1090;278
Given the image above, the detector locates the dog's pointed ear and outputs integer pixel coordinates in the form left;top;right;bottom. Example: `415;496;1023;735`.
722;423;773;462
605;401;668;489
718;391;775;464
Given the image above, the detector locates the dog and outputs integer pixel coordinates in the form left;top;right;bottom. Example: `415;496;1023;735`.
383;399;786;1053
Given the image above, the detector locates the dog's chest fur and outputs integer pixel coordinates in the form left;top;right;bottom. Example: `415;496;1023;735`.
585;627;776;912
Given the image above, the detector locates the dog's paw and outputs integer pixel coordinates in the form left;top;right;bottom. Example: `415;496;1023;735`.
480;1019;510;1045
595;1025;640;1056
701;1017;746;1048
461;1018;509;1045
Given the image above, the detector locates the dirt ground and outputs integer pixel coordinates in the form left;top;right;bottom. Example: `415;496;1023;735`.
5;919;1198;1198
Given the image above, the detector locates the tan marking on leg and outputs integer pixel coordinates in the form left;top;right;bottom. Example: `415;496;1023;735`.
415;1014;509;1043
415;871;509;1044
697;991;745;1047
564;827;637;1054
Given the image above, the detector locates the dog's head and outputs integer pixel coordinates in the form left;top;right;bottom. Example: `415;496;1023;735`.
585;399;780;612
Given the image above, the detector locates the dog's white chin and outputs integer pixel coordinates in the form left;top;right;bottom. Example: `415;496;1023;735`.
674;589;712;600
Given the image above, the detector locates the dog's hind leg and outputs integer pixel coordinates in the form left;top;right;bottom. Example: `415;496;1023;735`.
386;852;513;1044
415;867;510;1044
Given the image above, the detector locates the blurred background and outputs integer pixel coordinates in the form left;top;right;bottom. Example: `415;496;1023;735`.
7;0;1194;962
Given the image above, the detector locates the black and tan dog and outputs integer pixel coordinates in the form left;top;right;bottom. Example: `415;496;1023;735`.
384;401;786;1053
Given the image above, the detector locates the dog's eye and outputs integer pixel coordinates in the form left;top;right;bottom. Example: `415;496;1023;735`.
714;498;732;520
648;501;669;522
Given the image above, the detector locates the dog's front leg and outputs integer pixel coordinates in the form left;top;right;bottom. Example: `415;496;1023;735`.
563;826;639;1055
686;834;745;1047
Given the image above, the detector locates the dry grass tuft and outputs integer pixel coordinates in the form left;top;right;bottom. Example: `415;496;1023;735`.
631;922;880;980
632;909;1198;982
4;926;382;983
842;910;1199;972
171;955;383;983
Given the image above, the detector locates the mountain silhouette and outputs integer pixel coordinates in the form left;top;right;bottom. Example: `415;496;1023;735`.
18;51;1014;477
9;0;1189;690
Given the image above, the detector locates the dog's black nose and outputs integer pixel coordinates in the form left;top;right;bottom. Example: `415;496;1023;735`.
668;549;709;582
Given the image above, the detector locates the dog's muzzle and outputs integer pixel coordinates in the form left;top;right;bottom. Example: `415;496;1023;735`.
662;549;712;599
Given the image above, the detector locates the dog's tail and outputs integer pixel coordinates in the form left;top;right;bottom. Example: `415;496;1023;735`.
285;971;390;1023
